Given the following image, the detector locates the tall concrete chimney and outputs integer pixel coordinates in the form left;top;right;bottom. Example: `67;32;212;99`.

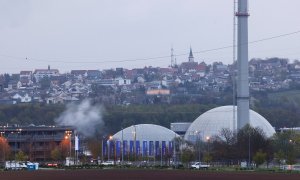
236;0;249;129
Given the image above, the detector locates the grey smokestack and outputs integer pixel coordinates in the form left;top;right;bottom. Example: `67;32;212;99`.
236;0;249;129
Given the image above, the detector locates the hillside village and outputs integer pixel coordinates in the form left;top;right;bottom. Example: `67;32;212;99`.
0;49;299;105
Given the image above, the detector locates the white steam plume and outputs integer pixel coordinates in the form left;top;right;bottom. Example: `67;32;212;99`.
55;99;104;137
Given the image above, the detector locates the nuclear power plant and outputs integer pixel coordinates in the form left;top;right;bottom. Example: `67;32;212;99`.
1;1;285;170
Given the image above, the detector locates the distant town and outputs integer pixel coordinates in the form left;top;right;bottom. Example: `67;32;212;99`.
0;48;299;105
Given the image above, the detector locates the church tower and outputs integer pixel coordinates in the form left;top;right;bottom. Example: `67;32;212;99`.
188;47;194;62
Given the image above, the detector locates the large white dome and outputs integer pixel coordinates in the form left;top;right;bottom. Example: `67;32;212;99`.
113;124;179;142
184;106;275;141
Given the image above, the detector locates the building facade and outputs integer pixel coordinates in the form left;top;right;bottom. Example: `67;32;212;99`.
1;125;75;162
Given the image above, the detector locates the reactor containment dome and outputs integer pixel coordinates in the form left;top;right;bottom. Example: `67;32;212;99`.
112;124;179;142
184;106;275;142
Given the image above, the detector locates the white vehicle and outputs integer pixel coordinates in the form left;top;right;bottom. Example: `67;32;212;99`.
101;161;114;166
281;165;300;171
191;162;210;169
5;161;27;170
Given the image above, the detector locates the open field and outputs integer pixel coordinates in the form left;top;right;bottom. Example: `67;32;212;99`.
0;169;300;180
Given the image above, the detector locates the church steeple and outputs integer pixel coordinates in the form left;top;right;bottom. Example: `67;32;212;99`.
188;47;194;62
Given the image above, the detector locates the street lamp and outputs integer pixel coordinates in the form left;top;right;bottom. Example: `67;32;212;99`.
132;125;137;161
108;135;117;164
121;128;124;165
248;128;253;169
206;136;210;156
161;143;163;167
173;132;176;166
195;131;201;163
65;130;72;160
17;128;22;152
248;132;251;169
108;135;113;161
101;136;106;163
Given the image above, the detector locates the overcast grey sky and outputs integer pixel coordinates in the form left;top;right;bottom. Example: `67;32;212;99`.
0;0;300;74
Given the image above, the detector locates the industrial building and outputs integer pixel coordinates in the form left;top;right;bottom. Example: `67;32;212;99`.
0;125;75;162
170;122;191;136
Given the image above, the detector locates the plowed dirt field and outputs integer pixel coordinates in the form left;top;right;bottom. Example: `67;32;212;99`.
0;169;299;180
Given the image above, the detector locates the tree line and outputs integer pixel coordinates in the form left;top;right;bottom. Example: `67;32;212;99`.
0;102;300;133
178;125;300;167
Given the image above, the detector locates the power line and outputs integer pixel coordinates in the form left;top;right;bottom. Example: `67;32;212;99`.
248;30;300;44
0;30;300;64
